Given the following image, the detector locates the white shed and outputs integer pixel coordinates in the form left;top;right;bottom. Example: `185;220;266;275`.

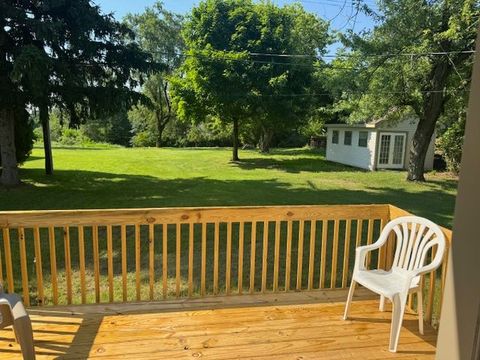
325;118;435;171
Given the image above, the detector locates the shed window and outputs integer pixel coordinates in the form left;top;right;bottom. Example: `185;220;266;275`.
332;130;339;144
344;131;352;145
358;131;368;147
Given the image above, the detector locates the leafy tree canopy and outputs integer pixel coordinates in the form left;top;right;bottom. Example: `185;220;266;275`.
172;0;331;159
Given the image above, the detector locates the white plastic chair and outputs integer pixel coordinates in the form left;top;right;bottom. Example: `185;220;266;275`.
343;216;446;352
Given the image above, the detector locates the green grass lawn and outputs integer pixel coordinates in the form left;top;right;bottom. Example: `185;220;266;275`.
1;144;457;227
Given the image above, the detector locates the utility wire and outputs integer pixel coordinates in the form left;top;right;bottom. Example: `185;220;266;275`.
159;49;476;71
162;49;476;61
230;89;471;98
248;50;476;59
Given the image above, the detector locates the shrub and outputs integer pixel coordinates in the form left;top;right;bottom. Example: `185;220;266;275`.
58;128;93;146
437;119;465;174
131;131;156;147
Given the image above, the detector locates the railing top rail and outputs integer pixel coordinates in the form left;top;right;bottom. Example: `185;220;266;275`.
0;204;390;228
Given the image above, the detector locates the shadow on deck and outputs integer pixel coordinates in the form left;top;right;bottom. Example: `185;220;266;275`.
0;289;437;359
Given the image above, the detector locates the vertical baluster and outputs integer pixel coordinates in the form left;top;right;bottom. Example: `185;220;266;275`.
64;226;72;304
213;222;219;295
149;224;155;300
342;220;352;288
162;224;168;299
356;219;363;248
226;222;232;295
93;225;100;303
249;222;257;294
261;221;269;293
176;223;181;298
0;238;3;288
107;225;114;303
438;246;449;316
49;226;58;305
273;221;281;292
426;247;437;324
201;223;206;296
330;220;340;289
319;220;328;289
121;225;127;302
135;224;141;301
33;227;44;305
366;219;374;268
377;219;386;269
18;228;29;306
188;223;194;298
307;221;317;290
285;221;292;292
296;220;305;291
386;230;395;270
238;222;245;294
2;229;13;293
78;226;86;304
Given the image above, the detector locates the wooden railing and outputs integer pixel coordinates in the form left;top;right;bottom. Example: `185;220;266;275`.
0;204;451;329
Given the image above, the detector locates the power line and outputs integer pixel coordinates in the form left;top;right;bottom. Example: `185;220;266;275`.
294;0;378;9
159;49;476;71
248;50;476;59
163;49;476;61
226;89;471;98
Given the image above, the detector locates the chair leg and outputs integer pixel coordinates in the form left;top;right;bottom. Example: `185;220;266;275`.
343;280;356;320
379;295;385;312
13;316;36;360
0;305;15;341
417;290;424;335
389;293;407;353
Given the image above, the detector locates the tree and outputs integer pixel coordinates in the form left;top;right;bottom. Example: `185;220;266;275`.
250;2;330;152
128;73;174;147
172;0;257;161
125;2;184;147
327;0;478;181
0;0;155;185
172;0;330;159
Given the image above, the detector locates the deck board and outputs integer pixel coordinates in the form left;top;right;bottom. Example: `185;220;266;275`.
0;289;436;359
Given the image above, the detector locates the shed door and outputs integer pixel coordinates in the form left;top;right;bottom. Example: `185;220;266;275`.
377;133;406;169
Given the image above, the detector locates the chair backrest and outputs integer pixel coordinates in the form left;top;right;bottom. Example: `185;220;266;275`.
382;216;446;273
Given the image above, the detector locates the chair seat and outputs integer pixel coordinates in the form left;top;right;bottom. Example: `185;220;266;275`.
354;269;420;299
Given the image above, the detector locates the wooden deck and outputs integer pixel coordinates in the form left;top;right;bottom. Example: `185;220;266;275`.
0;289;437;359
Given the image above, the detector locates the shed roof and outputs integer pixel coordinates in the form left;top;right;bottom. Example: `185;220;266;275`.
324;118;387;129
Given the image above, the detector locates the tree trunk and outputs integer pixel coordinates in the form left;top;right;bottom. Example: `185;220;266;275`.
407;117;436;181
40;104;54;175
259;127;273;153
155;112;167;148
407;60;450;181
232;118;240;161
0;108;20;186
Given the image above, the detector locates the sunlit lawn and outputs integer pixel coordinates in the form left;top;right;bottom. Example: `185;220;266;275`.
1;144;457;227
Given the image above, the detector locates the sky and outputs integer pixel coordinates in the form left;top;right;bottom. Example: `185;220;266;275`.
95;0;377;54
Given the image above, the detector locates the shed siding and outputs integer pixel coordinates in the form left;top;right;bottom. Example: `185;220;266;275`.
326;128;377;170
326;118;435;171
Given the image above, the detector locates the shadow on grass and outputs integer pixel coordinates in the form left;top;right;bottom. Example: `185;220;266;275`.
234;156;366;174
1;167;456;227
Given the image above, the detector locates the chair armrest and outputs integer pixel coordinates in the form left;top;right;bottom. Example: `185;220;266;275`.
354;232;390;272
354;245;381;271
